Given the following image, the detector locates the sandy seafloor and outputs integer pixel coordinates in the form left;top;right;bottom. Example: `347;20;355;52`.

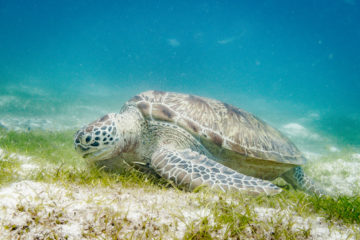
0;85;359;239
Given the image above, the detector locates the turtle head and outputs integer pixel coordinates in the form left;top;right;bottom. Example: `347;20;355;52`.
74;113;120;161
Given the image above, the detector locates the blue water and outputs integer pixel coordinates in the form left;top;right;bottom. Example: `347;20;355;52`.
0;0;359;152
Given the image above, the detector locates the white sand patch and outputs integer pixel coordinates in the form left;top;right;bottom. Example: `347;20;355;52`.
0;148;40;176
282;123;320;140
0;181;211;239
8;153;31;162
351;153;360;161
0;116;53;131
329;146;340;152
0;148;31;163
0;181;357;239
254;207;354;240
18;164;39;176
307;158;360;195
303;151;322;161
0;148;6;159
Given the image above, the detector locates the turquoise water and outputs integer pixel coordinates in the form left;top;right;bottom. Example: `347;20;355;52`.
0;0;359;154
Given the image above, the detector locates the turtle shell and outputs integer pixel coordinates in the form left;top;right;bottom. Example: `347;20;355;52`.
128;90;306;168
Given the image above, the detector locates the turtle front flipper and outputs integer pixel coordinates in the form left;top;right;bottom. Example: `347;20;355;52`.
281;167;326;196
151;147;282;195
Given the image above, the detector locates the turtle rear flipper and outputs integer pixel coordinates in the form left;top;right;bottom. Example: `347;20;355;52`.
281;167;326;196
151;147;282;195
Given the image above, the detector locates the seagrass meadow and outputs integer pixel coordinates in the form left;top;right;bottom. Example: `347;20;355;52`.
0;128;359;239
1;0;360;239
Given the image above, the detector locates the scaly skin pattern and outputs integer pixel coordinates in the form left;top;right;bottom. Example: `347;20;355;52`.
129;90;306;165
74;105;144;162
74;113;119;158
74;91;326;196
74;107;281;195
151;147;281;195
281;167;325;196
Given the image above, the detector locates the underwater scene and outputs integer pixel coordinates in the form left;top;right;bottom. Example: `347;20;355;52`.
0;0;359;239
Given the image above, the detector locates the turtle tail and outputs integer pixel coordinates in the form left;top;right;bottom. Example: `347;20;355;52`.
281;167;326;196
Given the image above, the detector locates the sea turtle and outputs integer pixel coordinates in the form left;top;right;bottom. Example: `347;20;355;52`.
74;90;324;195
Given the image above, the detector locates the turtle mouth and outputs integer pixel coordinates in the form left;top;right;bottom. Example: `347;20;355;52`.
82;147;113;161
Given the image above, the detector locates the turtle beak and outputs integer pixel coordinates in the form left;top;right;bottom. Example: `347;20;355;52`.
82;147;114;161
